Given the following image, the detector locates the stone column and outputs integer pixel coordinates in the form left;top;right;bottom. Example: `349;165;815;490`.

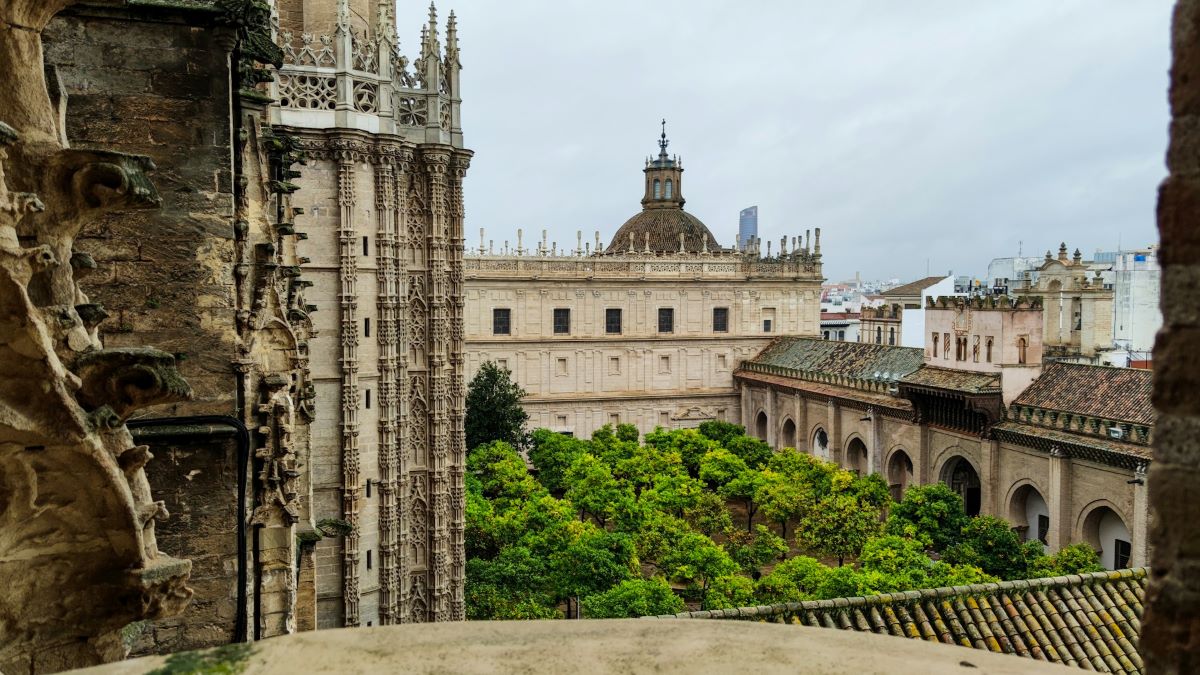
917;424;932;484
1133;463;1149;567
828;400;842;465
765;386;776;448
796;392;806;453
981;438;1001;517
296;541;319;632
740;381;751;429
1046;447;1071;553
867;407;882;475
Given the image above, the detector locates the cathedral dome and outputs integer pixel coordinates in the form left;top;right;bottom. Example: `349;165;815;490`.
607;208;718;254
604;122;721;254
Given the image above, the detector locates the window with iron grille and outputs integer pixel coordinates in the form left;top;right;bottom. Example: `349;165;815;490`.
606;308;622;334
713;307;729;332
658;307;674;333
493;308;511;335
553;308;570;334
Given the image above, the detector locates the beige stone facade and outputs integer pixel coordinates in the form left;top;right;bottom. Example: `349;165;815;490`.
1016;244;1114;358
273;0;469;628
464;134;823;438
739;337;1150;570
923;296;1044;404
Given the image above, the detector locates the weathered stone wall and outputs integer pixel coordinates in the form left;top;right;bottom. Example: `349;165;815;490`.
124;427;243;656
44;7;239;417
1145;1;1200;671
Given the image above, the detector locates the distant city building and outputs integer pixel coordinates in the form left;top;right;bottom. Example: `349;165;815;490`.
1112;246;1160;361
737;206;758;251
871;276;958;348
465;130;823;438
820;312;860;342
1013;244;1114;359
987;256;1045;295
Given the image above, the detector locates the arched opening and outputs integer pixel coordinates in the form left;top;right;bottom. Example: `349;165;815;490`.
812;427;829;459
1082;506;1132;570
1018;337;1028;364
932;333;939;357
875;326;882;344
653;179;661;199
1008;484;1050;549
940;456;982;516
887;450;914;501
846;437;868;475
781;418;796;449
986;337;993;363
755;411;768;441
665;179;673;199
888;327;895;345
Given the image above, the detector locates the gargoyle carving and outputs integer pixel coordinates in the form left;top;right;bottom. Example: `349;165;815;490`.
0;2;195;672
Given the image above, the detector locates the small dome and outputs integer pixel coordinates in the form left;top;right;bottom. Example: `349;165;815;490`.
606;208;719;254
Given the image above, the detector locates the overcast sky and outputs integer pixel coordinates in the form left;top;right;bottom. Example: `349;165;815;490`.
397;1;1172;284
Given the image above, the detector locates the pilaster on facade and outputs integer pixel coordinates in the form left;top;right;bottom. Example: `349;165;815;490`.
334;149;362;627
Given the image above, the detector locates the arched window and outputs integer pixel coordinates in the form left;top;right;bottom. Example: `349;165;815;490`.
986;337;994;362
665;179;673;199
888;327;895;345
1018;337;1028;364
653;179;661;199
876;326;882;344
932;333;939;357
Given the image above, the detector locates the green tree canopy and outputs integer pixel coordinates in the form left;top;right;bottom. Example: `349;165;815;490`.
580;577;685;618
527;429;589;494
697;448;748;489
884;483;971;552
465;361;529;452
943;515;1034;580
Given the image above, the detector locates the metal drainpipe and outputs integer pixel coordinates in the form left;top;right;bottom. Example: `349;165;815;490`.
126;415;251;643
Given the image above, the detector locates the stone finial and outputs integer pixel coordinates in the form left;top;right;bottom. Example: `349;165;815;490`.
702;235;709;255
479;227;485;254
1058;242;1068;261
805;229;811;253
644;232;650;253
1045;249;1053;261
629;232;635;253
814;227;822;254
1073;248;1082;264
780;236;787;256
489;239;494;255
576;230;582;256
595;231;601;253
679;231;686;253
541;228;548;254
767;240;772;257
516;228;523;255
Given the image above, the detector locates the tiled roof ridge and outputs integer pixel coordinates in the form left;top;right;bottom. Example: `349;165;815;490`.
648;568;1147;620
1047;361;1152;375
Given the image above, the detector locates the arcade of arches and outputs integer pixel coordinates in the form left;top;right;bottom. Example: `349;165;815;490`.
739;379;1147;569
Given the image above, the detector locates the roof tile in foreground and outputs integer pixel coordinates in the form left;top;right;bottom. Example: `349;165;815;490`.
648;568;1147;674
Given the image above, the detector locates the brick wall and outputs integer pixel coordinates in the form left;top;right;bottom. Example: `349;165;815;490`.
1145;1;1200;672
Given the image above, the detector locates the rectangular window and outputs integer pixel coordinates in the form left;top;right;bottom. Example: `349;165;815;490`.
362;236;369;256
1114;539;1132;569
496;358;508;371
658;307;674;333
762;308;776;333
608;356;621;374
659;411;670;426
717;408;727;421
364;317;371;338
556;357;568;376
553;308;570;334
1037;514;1049;545
365;480;372;499
365;389;371;409
713;307;729;333
606;308;622;334
763;319;773;333
493;308;511;335
609;413;620;425
659;355;671;373
717;354;728;369
366;549;372;570
556;414;568;427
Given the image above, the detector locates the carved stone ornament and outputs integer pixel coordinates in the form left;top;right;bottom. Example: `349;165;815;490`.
0;2;193;672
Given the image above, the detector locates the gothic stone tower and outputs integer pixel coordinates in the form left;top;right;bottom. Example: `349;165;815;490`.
272;0;470;626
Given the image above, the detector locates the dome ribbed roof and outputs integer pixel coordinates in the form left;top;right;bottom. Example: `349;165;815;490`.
605;208;719;254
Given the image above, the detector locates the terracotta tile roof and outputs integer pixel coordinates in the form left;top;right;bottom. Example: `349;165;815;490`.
901;366;1002;394
746;337;925;383
651;568;1148;674
1013;363;1153;426
735;370;913;413
993;422;1152;463
605;207;719;254
881;276;950;298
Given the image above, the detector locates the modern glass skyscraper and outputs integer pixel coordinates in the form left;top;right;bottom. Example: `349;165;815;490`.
738;206;758;250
